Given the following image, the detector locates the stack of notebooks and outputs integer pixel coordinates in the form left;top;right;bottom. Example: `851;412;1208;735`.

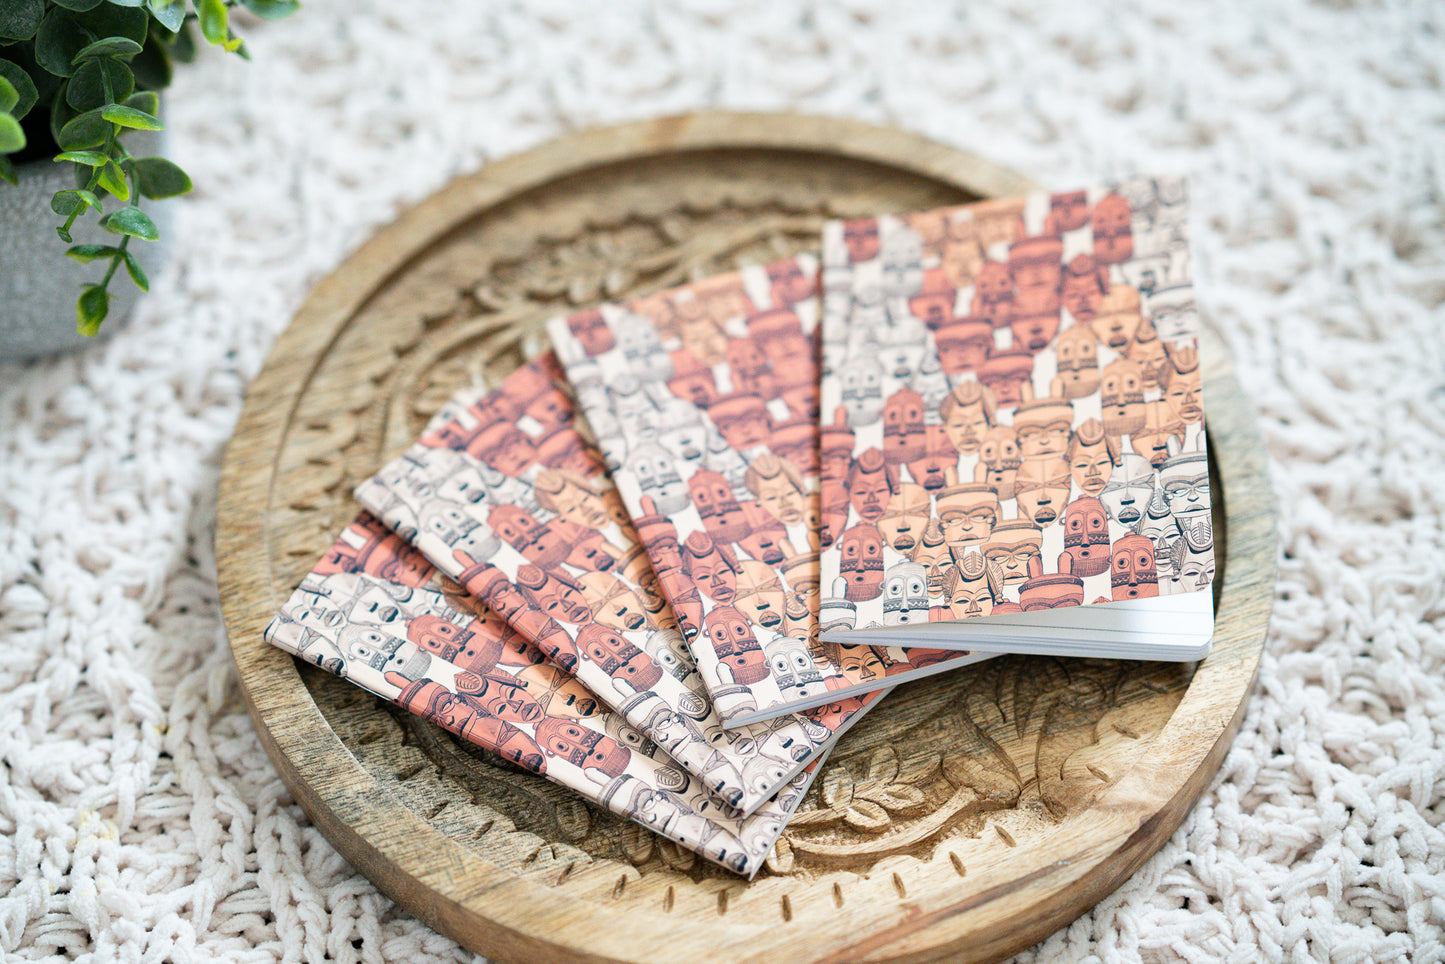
265;177;1218;878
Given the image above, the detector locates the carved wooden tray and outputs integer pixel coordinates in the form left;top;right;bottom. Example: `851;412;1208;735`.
217;112;1276;964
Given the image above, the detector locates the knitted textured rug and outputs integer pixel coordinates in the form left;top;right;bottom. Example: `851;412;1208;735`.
1;1;1441;962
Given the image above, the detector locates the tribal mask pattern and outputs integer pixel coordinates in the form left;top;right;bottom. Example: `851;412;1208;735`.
354;356;836;817
265;515;814;878
548;258;991;726
818;178;1214;631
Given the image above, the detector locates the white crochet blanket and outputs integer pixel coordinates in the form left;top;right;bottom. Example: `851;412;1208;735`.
2;1;1442;960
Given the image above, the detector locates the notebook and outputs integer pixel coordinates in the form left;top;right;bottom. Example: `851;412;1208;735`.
816;178;1216;658
354;355;857;817
263;513;820;878
546;257;993;727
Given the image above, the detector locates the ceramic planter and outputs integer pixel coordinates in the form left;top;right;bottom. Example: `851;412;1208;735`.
0;127;171;362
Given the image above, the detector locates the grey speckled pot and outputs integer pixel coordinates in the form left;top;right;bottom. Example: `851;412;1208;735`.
1;127;171;362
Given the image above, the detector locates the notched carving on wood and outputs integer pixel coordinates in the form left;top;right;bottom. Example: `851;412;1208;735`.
770;655;1190;875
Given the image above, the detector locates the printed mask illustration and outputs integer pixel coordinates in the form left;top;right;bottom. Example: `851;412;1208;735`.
945;552;1001;620
1101;450;1158;530
535;469;612;532
708;392;774;451
971;261;1015;327
771;418;820;476
744;453;808;528
1147;283;1200;344
908;267;958;330
977;350;1035;407
937;484;1000;550
515;564;593;624
911;520;953;597
1133;401;1186;470
975;426;1022;501
1101;358;1148;440
983;520;1042;587
567;308;615;357
704;606;769;686
875;334;927;397
1014;462;1071;528
1067;419;1116;498
843;217;882;262
613;312;670;372
1050;323;1101;399
627;443;691;515
939;382;995;457
1158;443;1212;553
688;469;750;545
682;532;740;605
1060;496;1112;577
1127;322;1169;393
764;262;815;309
837;523;886;601
733;560;788;634
1019;571;1086;611
1110;533;1159;600
1060;254;1107;324
1092;192;1134;265
1160;346;1204;425
736;502;794;566
839;355;886;426
846;448;895;525
1015;398;1073;465
537;717;633;778
577;624;664;691
909;348;952;415
905;426;957;492
668;348;718;407
1091;284;1142;351
765;636;826;700
883;387;928;465
881;561;930;626
878;483;933;554
934;318;994;378
726;338;776;399
1048;189;1089;233
466;421;536;478
488;505;569;570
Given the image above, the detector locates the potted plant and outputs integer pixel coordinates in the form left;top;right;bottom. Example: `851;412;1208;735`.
0;0;297;360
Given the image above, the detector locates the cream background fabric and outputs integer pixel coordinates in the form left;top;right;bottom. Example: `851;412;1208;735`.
2;1;1442;960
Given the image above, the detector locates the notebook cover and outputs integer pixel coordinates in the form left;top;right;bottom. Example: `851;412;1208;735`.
817;178;1214;638
354;355;849;817
545;257;991;726
263;513;819;879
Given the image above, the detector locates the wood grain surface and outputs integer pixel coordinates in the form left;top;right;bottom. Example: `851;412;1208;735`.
216;112;1276;964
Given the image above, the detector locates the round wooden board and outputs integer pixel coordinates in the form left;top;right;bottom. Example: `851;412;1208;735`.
217;112;1276;964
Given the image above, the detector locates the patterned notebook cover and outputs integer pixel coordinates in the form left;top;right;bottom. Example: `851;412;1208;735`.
263;514;818;879
354;355;852;817
817;178;1214;639
545;257;992;725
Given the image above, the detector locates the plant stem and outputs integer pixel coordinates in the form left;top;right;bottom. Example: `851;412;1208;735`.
102;236;130;286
